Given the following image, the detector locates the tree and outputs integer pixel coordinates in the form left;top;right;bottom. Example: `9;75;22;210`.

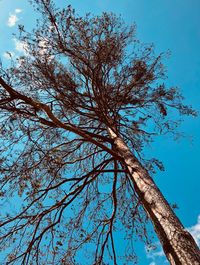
0;1;199;264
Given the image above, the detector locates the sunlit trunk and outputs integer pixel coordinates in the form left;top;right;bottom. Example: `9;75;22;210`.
108;128;200;265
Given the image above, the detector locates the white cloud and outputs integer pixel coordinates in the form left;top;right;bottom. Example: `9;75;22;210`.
38;39;49;56
3;51;15;60
37;38;54;60
145;243;165;259
13;38;29;55
187;215;200;247
7;14;19;27
149;262;156;265
145;242;168;265
146;214;200;264
15;8;22;14
7;9;22;27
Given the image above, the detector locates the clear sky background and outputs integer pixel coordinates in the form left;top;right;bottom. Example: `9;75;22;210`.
0;1;200;265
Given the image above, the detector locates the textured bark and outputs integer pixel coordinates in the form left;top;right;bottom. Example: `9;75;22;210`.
108;128;200;265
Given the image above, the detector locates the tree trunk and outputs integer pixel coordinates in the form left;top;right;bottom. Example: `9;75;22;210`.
108;128;200;265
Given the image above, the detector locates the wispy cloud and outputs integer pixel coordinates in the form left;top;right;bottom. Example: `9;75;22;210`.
7;14;19;27
149;262;156;265
2;38;27;63
38;39;49;56
13;38;28;55
145;242;166;262
37;38;54;60
146;214;200;264
3;51;15;60
187;215;200;247
7;8;22;27
15;8;22;14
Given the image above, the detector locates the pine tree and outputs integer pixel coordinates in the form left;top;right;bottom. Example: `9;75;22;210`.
0;1;199;264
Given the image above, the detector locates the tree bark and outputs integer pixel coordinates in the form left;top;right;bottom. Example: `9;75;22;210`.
108;128;200;265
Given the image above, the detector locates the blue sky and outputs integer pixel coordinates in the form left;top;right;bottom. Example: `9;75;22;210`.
0;1;200;264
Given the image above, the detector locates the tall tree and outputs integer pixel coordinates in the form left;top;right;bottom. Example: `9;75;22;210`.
0;1;199;264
